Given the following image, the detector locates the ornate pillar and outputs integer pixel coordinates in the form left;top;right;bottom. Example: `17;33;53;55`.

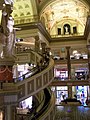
68;86;72;98
5;105;12;120
5;105;16;120
66;46;71;80
4;94;18;120
87;45;90;99
87;45;90;79
71;67;75;80
66;47;72;98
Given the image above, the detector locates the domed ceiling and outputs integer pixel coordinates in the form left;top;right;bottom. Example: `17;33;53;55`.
0;0;89;36
40;0;89;36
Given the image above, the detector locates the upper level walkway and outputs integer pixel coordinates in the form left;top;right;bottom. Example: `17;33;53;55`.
50;79;90;86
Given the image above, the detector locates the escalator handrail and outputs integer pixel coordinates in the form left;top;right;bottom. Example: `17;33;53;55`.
30;88;51;120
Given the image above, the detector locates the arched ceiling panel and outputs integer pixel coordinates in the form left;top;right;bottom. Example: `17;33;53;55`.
37;0;90;8
40;0;89;35
0;0;38;25
12;0;34;24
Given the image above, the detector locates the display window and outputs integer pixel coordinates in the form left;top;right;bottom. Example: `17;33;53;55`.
19;96;32;109
56;86;68;102
75;69;88;80
76;86;88;105
54;68;68;80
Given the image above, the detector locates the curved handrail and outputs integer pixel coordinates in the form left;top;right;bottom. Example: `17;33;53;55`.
30;88;52;120
14;59;49;83
16;88;52;120
16;89;46;119
13;67;38;83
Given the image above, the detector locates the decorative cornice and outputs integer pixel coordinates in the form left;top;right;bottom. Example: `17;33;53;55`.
15;22;88;43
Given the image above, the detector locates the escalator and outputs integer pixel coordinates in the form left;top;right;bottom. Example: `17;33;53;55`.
16;88;53;120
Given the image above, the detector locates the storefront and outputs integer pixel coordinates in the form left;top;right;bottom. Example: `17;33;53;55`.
52;85;89;105
76;86;88;104
52;86;68;103
75;68;88;80
54;68;68;80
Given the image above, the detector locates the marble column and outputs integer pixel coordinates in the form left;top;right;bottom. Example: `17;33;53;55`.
66;46;71;80
5;105;12;120
87;45;90;79
4;94;18;120
71;67;75;80
5;105;16;120
87;86;90;100
87;45;90;99
68;86;72;98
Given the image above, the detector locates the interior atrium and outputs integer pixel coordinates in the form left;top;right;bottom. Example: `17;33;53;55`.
0;0;90;120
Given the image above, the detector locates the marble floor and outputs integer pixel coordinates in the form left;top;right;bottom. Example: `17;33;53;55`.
55;105;90;120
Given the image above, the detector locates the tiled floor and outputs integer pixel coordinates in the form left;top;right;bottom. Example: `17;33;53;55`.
55;105;90;120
